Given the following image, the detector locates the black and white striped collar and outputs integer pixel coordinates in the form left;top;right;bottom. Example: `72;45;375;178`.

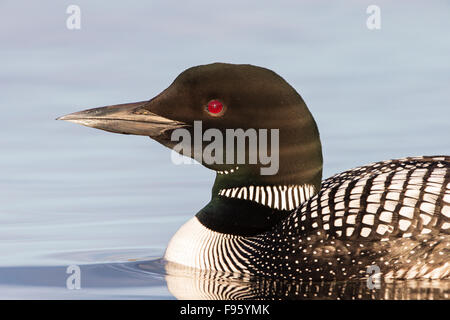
218;184;315;211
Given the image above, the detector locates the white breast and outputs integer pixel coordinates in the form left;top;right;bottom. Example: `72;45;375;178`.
164;217;252;273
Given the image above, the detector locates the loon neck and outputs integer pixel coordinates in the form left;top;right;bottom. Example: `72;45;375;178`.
195;93;323;237
195;166;322;236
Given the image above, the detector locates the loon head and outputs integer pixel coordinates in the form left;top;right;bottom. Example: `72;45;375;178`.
58;63;323;235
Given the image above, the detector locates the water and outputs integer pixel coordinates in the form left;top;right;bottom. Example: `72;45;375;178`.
1;0;449;299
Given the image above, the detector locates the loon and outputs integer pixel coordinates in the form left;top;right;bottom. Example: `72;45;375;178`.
58;63;450;282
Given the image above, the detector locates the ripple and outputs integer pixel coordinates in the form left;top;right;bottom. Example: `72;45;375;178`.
45;247;164;265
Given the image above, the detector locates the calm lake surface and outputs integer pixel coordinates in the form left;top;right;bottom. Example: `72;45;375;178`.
1;0;449;299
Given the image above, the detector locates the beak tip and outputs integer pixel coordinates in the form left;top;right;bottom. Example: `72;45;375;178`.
56;115;70;121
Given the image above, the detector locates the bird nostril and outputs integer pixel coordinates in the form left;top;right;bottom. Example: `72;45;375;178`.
133;108;152;115
85;108;105;116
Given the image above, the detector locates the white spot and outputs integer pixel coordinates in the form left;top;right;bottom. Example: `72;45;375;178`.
384;200;397;211
425;186;441;195
361;227;371;237
399;219;411;231
442;205;450;218
367;194;381;203
335;211;344;217
420;214;432;225
362;214;375;225
420;202;435;215
399;206;414;219
405;190;420;198
367;204;379;214
386;192;400;201
379;211;392;223
335;202;345;210
423;193;438;204
443;194;450;204
388;183;403;191
402;232;412;238
404;197;418;207
376;224;389;235
346;214;357;225
351;186;364;194
346;227;354;236
349;200;360;208
429;176;444;184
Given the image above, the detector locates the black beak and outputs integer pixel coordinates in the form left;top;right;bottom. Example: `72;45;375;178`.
57;101;186;137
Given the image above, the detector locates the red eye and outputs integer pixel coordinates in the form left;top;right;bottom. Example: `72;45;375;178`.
207;100;224;115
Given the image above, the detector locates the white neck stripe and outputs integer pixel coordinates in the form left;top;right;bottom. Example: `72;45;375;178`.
218;184;315;210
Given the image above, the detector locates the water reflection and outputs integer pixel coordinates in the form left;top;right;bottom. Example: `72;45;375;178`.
0;258;448;299
143;261;450;300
